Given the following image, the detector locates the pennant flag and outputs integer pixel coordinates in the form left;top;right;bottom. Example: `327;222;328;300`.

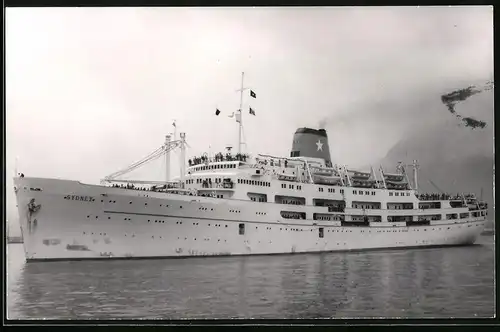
215;109;220;116
172;121;176;127
250;90;256;98
249;107;256;116
228;112;235;118
235;112;241;123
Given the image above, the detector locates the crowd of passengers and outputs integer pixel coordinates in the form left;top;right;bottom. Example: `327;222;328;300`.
189;152;250;166
110;183;177;191
417;193;477;201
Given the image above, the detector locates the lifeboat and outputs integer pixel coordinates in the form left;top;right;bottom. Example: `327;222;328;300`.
385;182;408;190
310;166;336;176
352;179;377;188
384;173;405;182
348;170;371;180
312;174;342;185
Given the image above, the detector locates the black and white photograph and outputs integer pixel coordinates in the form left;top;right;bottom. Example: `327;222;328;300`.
6;6;494;320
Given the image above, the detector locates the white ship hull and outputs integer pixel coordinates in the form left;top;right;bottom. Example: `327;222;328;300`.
15;177;487;262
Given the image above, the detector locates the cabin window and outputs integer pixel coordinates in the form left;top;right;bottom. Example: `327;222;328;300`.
359;191;363;195
239;223;245;235
353;190;357;194
340;189;344;194
319;188;324;192
319;227;324;238
389;192;393;196
365;191;369;195
396;192;400;196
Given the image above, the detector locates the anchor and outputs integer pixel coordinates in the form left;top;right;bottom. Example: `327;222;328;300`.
27;198;41;233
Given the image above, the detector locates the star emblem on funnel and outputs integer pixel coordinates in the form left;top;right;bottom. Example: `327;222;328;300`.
316;139;323;151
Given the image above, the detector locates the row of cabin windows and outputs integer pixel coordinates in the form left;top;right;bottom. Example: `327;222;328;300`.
187;178;224;185
317;187;345;194
387;203;414;210
194;164;237;171
353;190;376;196
388;192;411;197
313;214;344;221
238;179;270;187
281;183;302;190
239;223;325;237
353;204;381;209
250;196;268;202
280;211;306;219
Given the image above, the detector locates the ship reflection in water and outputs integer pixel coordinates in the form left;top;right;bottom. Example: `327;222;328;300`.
7;236;494;319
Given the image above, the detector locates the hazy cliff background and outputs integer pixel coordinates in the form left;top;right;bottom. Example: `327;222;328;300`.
378;82;494;225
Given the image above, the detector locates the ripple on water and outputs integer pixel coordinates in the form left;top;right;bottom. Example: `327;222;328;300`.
6;237;495;319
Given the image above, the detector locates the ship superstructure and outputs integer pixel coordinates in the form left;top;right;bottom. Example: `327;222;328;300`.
13;73;489;261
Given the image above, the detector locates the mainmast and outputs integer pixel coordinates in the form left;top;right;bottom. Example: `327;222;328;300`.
179;132;186;188
411;159;419;192
237;72;245;155
165;134;171;182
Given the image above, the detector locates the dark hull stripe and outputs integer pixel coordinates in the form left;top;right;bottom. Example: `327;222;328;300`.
103;210;484;229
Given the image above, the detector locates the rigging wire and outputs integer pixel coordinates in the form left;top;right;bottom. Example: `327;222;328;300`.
106;141;182;180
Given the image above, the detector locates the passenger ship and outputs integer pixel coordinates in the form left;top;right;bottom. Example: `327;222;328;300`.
13;81;488;262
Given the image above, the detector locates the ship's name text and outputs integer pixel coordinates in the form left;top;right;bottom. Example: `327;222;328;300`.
64;195;96;202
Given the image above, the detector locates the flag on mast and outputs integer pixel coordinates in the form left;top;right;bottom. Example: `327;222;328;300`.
172;121;176;127
249;107;256;116
228;112;235;118
215;109;220;116
250;90;256;98
235;111;241;123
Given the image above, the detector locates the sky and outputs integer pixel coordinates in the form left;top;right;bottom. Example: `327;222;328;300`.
5;6;493;233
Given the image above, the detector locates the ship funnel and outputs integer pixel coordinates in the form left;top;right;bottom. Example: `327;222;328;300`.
290;127;332;164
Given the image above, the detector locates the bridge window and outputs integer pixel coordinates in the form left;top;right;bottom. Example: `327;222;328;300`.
239;223;245;235
319;227;324;238
389;192;393;196
353;190;357;194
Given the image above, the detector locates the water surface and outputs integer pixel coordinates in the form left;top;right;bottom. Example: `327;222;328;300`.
7;236;495;319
